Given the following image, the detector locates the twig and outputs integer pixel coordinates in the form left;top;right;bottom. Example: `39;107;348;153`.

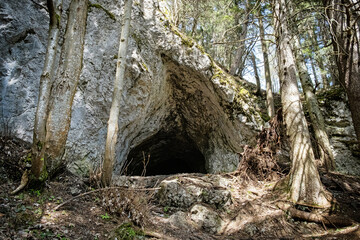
144;230;176;240
53;186;160;211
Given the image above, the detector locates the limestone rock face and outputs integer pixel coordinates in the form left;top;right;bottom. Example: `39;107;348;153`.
0;0;263;176
190;204;223;234
156;175;232;209
318;88;360;175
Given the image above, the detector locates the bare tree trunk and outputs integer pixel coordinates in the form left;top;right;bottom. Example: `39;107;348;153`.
308;27;329;89
323;0;360;149
101;0;133;187
251;51;261;95
310;58;319;90
274;0;330;207
43;0;88;174
229;0;249;76
292;36;335;171
31;0;62;181
258;9;275;118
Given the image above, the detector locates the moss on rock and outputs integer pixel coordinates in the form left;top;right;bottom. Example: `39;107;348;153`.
88;2;116;21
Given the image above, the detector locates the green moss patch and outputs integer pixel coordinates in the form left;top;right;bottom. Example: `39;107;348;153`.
88;2;116;21
113;222;144;240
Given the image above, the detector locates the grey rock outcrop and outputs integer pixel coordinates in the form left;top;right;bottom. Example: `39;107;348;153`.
0;0;263;176
318;88;360;175
2;0;358;176
156;175;232;209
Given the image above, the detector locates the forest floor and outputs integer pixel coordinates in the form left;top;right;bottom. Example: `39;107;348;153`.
1;136;360;240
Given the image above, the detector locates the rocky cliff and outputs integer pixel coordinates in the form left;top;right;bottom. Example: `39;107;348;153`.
0;0;264;176
1;0;358;176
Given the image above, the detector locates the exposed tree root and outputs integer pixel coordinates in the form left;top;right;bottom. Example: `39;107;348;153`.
53;186;159;211
10;169;29;195
277;202;355;228
302;224;360;238
288;208;354;227
237;109;285;181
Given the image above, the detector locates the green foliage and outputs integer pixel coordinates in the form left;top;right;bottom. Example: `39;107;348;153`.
29;189;41;197
100;212;110;219
113;222;144;240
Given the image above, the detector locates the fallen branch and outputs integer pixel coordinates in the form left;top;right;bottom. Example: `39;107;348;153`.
53;186;159;211
144;230;176;240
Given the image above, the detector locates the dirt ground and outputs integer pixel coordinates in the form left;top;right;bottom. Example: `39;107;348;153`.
1;136;360;239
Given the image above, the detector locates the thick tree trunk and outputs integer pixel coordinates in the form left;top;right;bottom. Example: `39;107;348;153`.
258;10;275;118
292;36;335;171
31;0;63;181
101;0;133;187
251;51;261;95
43;0;88;174
274;0;330;207
323;0;360;149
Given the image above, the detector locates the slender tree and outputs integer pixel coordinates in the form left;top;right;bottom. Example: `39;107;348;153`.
258;7;275;118
43;0;88;174
250;51;261;95
292;35;335;171
274;0;329;206
31;0;63;182
101;0;133;186
322;0;360;148
230;0;250;76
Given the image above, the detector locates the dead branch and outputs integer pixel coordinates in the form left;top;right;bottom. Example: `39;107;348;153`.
53;186;160;211
144;230;177;240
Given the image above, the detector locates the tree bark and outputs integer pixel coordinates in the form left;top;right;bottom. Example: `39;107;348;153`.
292;35;335;171
310;58;319;90
43;0;88;174
229;0;250;76
322;0;360;149
101;0;133;187
274;0;330;207
31;0;63;181
258;9;275;118
250;51;261;95
308;27;329;89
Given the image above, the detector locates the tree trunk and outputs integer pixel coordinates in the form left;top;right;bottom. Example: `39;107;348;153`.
292;35;335;171
308;27;329;89
310;58;319;90
31;0;63;181
101;0;133;187
251;51;261;95
229;0;249;76
258;9;275;118
323;0;360;149
43;0;88;174
274;0;330;207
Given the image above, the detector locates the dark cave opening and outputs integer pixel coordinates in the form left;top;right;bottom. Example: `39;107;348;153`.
124;131;207;176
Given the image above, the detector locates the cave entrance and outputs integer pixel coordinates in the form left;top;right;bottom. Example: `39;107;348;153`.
124;131;207;176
